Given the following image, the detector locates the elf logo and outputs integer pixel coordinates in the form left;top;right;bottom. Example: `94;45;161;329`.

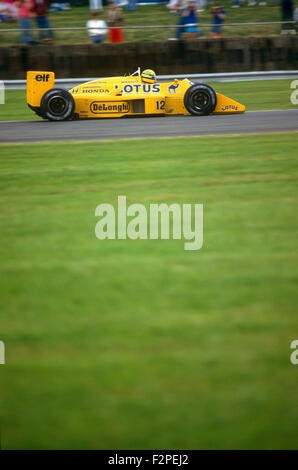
35;73;50;82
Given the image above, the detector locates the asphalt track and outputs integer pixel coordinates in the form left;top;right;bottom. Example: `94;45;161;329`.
0;109;297;143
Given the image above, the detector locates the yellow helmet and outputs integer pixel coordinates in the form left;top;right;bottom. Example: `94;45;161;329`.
141;69;156;84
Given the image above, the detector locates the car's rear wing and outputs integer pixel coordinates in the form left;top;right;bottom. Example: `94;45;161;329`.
27;71;55;108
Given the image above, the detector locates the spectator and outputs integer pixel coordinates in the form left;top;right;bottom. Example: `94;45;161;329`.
248;1;267;5
86;11;107;43
16;0;35;44
197;0;205;11
231;0;244;7
182;1;200;39
167;0;179;10
7;1;19;20
89;0;102;11
33;0;53;43
211;3;226;38
0;1;14;21
281;0;294;33
294;5;298;32
106;0;124;43
1;0;19;22
168;0;186;41
125;0;137;11
50;1;70;12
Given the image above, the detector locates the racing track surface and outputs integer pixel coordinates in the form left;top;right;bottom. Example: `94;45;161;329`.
0;110;297;143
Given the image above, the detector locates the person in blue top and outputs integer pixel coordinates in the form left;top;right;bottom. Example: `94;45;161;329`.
182;1;200;38
211;3;226;38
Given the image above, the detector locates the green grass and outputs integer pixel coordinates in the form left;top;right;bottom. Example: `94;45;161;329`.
0;2;292;46
0;79;296;122
0;133;298;449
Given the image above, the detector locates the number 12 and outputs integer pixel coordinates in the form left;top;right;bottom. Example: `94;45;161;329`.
156;100;165;110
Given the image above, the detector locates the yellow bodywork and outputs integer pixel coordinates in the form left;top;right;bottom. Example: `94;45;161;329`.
27;71;245;119
27;71;55;108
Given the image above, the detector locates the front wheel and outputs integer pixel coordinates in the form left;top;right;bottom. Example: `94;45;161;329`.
40;88;75;121
184;83;217;116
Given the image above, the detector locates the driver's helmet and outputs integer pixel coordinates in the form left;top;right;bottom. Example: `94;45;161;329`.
141;69;157;84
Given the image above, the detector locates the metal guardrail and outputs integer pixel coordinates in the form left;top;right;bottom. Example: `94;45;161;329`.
160;71;298;82
0;21;296;33
4;71;298;90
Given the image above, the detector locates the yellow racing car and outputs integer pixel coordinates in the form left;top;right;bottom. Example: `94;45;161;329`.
27;68;245;121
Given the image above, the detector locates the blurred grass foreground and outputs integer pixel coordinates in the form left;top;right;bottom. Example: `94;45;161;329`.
1;132;298;449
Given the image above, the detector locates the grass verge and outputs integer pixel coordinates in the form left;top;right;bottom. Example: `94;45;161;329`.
0;133;298;449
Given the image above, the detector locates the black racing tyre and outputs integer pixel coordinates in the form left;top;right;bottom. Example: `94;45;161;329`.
40;88;75;121
184;83;217;116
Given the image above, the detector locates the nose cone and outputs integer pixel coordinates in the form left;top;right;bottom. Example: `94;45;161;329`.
213;93;246;114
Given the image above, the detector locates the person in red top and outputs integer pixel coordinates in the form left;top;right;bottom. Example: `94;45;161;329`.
33;0;53;43
16;0;35;44
106;1;124;44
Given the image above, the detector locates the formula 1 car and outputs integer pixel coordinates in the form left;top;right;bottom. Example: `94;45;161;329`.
26;68;245;121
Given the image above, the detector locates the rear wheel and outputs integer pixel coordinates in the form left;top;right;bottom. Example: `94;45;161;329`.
184;83;217;116
40;88;75;121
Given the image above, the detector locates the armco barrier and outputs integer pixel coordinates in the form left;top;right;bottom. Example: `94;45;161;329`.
4;71;298;90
